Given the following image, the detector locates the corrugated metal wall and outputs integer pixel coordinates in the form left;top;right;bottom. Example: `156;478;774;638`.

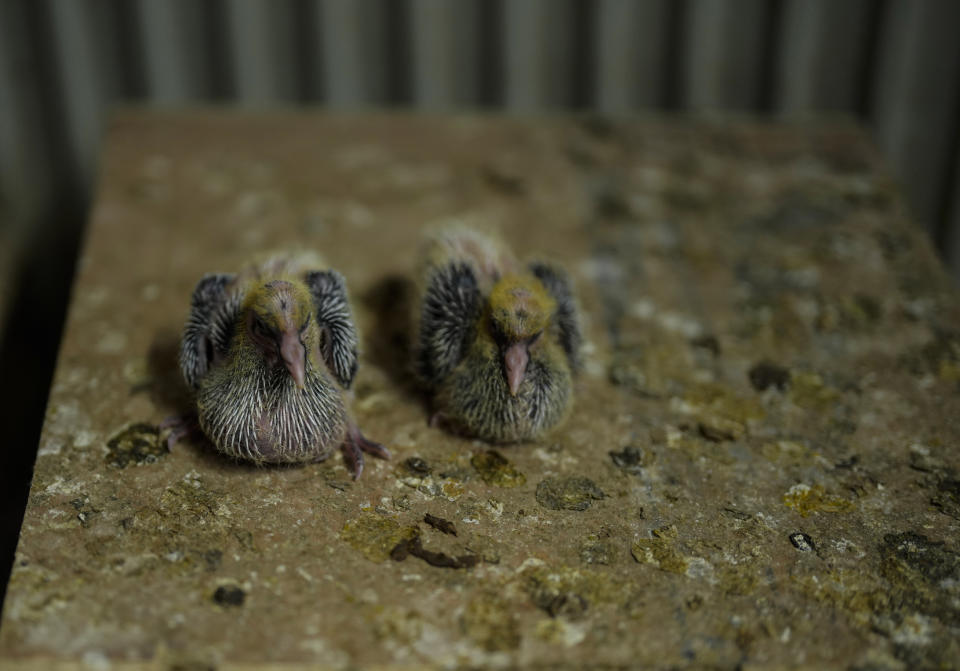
2;0;960;277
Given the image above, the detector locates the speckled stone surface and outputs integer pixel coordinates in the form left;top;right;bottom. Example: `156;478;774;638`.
1;111;959;670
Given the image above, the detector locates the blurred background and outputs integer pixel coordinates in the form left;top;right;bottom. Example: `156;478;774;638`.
1;0;959;598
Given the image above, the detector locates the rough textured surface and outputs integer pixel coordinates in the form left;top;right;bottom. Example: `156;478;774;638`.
1;111;959;670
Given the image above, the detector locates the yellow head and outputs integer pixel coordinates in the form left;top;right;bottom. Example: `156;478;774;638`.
243;280;315;388
488;274;555;396
488;274;555;342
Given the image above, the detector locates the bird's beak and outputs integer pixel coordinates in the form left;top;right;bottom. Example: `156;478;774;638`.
280;329;306;390
504;342;529;397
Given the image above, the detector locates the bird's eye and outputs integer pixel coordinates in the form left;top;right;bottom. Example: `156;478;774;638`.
253;318;270;338
299;314;311;334
528;331;542;346
489;317;507;346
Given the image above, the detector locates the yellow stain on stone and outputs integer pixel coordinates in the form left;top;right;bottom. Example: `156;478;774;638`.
462;593;521;652
369;605;424;645
682;382;765;440
789;372;841;411
716;562;762;596
632;526;688;575
441;480;466;500
471;450;526;488
783;484;854;517
939;360;960;383
520;563;623;607
652;524;678;539
792;567;889;629
340;513;418;563
535;618;587;647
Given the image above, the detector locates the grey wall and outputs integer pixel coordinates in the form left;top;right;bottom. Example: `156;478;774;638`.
2;0;960;278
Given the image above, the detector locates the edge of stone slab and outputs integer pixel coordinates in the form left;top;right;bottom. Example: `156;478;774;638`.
101;103;871;132
0;661;434;671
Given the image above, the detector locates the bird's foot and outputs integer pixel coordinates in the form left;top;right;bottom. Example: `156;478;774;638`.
340;424;390;480
160;413;201;451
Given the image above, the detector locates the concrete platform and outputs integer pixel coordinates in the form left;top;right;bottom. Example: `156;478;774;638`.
1;111;958;670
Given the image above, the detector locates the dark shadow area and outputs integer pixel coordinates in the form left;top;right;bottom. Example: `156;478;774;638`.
144;328;194;413
384;0;411;105
0;0;89;608
756;0;784;113
934;65;960;258
112;0;147;99
0;216;83;609
293;0;323;103
476;0;504;107
199;0;236;100
361;274;425;402
570;0;597;109
660;0;686;111
856;0;888;121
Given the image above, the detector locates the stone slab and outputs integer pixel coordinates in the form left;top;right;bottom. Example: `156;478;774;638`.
1;111;959;670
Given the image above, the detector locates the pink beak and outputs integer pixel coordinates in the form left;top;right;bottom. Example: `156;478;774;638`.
280;329;306;389
504;342;529;397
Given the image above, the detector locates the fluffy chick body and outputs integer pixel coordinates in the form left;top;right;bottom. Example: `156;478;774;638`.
414;228;581;442
180;252;382;472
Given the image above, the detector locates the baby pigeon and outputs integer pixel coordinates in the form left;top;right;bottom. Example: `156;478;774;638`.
414;227;581;442
178;252;388;478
